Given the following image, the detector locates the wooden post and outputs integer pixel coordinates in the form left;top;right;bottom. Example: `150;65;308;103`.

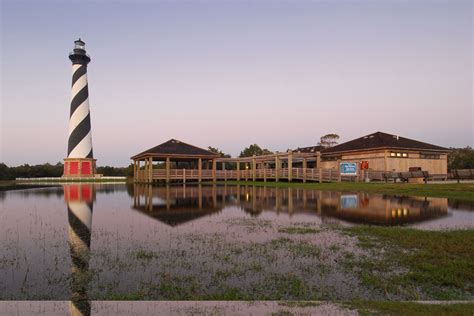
138;160;142;182
384;150;389;172
183;168;186;183
319;167;323;183
337;159;342;182
198;158;202;183
133;160;137;182
288;151;293;182
316;152;321;168
275;156;280;182
236;161;240;181
252;156;256;182
303;158;307;183
222;162;226;181
263;162;267;182
212;158;217;182
143;159;147;183
149;157;153;183
166;157;170;183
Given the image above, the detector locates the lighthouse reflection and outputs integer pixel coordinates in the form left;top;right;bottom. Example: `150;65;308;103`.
64;184;95;316
131;184;449;226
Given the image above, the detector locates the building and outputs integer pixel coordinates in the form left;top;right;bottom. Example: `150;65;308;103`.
131;139;220;183
319;131;449;175
63;39;97;178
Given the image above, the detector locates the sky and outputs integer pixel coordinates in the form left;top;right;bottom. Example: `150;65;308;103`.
1;0;472;167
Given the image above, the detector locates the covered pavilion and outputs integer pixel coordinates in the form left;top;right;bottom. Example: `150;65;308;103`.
131;139;220;183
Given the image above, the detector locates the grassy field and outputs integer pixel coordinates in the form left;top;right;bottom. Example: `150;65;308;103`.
220;180;474;201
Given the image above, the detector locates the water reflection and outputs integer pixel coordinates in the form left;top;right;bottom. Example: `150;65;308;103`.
64;184;94;316
131;184;451;226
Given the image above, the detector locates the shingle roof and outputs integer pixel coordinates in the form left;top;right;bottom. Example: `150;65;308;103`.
322;132;449;155
131;139;219;159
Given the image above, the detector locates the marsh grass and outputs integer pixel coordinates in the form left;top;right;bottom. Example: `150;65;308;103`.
349;301;474;316
342;227;474;300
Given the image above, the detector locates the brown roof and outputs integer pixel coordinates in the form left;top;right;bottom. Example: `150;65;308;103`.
322;132;449;155
131;139;219;159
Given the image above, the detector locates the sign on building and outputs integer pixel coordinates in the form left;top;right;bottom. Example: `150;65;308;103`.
340;162;357;176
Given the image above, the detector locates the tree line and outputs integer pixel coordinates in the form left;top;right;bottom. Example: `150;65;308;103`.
1;134;473;179
0;162;134;180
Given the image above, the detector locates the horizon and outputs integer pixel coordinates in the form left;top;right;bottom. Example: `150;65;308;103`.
1;0;473;167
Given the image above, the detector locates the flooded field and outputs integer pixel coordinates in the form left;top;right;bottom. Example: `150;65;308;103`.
1;183;473;308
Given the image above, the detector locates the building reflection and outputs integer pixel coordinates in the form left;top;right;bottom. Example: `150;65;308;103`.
132;184;221;226
64;184;95;316
131;184;449;226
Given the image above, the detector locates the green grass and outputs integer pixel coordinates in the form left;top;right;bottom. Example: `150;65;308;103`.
343;227;474;300
219;181;474;201
349;301;474;316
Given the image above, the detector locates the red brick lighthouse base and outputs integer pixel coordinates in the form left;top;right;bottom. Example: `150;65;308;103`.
63;158;97;178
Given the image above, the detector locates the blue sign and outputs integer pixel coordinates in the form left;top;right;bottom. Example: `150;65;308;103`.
340;162;357;175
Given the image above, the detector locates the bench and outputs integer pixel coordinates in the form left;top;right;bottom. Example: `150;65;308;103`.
452;169;474;183
383;171;429;183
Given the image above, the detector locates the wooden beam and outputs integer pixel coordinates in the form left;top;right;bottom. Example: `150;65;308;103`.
275;156;280;182
288;151;293;182
212;158;217;182
133;160;137;182
198;158;202;183
337;158;342;182
166;157;170;183
252;156;256;182
222;162;226;181
302;158;307;183
149;157;153;183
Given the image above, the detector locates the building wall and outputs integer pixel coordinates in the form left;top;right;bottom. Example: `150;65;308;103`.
385;152;447;174
319;150;447;174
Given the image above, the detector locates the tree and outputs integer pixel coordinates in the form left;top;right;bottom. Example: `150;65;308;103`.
318;134;340;148
208;146;231;158
0;163;13;180
239;144;273;158
448;147;474;170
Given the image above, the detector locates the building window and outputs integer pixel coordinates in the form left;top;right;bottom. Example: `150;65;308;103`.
390;151;408;158
420;153;440;159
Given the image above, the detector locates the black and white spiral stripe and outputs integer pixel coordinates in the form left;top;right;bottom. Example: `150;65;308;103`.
68;64;93;159
68;200;93;316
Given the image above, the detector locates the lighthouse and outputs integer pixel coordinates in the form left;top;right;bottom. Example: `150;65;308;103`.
63;39;96;177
